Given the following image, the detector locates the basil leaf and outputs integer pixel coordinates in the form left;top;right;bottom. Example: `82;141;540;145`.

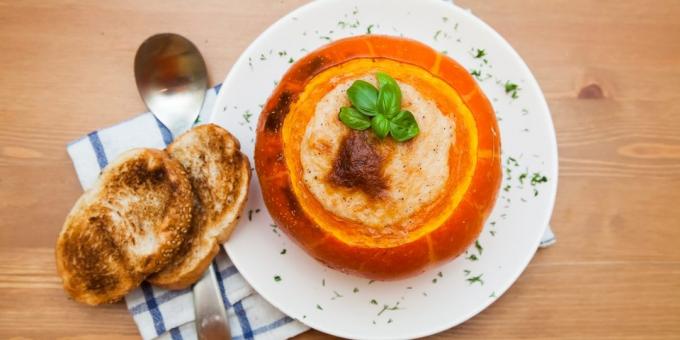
389;110;420;142
371;114;390;139
377;82;401;117
339;107;371;130
376;72;398;89
347;80;378;116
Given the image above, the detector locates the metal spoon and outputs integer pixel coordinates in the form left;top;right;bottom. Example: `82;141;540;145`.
134;33;208;135
134;33;230;339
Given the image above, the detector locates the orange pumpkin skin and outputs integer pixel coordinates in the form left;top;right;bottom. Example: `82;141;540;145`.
255;35;501;280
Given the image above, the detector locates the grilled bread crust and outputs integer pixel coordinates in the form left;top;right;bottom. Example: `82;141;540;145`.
56;148;193;305
149;124;251;289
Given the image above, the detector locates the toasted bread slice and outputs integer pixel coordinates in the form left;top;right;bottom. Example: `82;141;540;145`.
56;148;193;305
149;124;251;289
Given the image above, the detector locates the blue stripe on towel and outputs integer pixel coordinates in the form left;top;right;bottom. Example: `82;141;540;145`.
169;327;183;340
141;282;166;335
213;260;233;308
154;117;173;146
232;316;295;340
233;301;254;340
87;131;108;168
129;288;192;315
214;260;255;340
220;265;239;280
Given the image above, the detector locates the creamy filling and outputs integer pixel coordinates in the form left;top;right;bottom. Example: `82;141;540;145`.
299;75;455;228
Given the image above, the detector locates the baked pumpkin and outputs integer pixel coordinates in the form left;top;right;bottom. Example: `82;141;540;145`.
255;35;501;279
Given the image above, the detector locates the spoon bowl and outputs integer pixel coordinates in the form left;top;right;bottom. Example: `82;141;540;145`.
134;33;208;135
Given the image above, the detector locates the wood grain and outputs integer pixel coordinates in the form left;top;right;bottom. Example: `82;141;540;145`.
1;0;679;339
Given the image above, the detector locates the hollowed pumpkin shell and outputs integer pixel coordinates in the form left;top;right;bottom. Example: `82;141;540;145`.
255;35;501;279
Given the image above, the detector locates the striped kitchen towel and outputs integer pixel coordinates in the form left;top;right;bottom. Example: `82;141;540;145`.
66;84;309;340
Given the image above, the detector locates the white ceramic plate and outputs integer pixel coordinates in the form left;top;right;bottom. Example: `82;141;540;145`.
210;0;558;338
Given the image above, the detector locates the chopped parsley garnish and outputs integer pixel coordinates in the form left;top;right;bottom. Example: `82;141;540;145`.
490;291;497;298
378;302;400;315
274;275;281;282
474;48;486;58
434;30;443;41
368;280;375;284
366;24;374;34
475;240;483;255
319;36;332;41
277;50;287;57
432;278;438;284
503;184;511;192
353;287;359;293
504;81;520;99
322;279;325;287
463;269;471;276
243;110;253;123
370;299;378;305
248;209;253;221
288;57;294;64
280;249;287;255
519;172;528;185
316;304;323;310
259;53;266;61
467;274;484;285
471;69;482;79
388;318;393;324
437;272;443;278
490;230;496;236
531;173;548;185
332;291;343;299
466;254;478;261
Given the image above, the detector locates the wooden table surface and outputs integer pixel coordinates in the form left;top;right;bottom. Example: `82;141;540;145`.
2;0;679;339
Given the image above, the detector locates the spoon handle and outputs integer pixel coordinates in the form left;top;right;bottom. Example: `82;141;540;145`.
194;264;231;340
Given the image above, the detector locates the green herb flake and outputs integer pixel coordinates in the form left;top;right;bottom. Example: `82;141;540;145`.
466;254;478;261
475;240;483;255
319;36;332;41
519;172;528;185
490;230;496;236
369;280;375;284
388;318;393;324
474;48;486;58
366;24;374;34
322;279;325;287
243;110;253;123
274;275;282;282
353;287;359;293
248;209;253;221
406;286;413;290
280;249;287;255
490;291;497;298
333;291;343;299
259;54;266;61
504;81;520;98
507;156;519;167
288;57;294;64
277;50;287;57
378;302;400;315
464;269;471;276
434;30;443;41
370;299;378;305
316;304;323;310
531;173;548;186
432;278;437;284
438;272;443;278
467;274;484;285
442;16;449;22
503;184;511;192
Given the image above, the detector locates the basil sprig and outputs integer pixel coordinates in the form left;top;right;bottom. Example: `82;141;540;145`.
338;72;419;142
